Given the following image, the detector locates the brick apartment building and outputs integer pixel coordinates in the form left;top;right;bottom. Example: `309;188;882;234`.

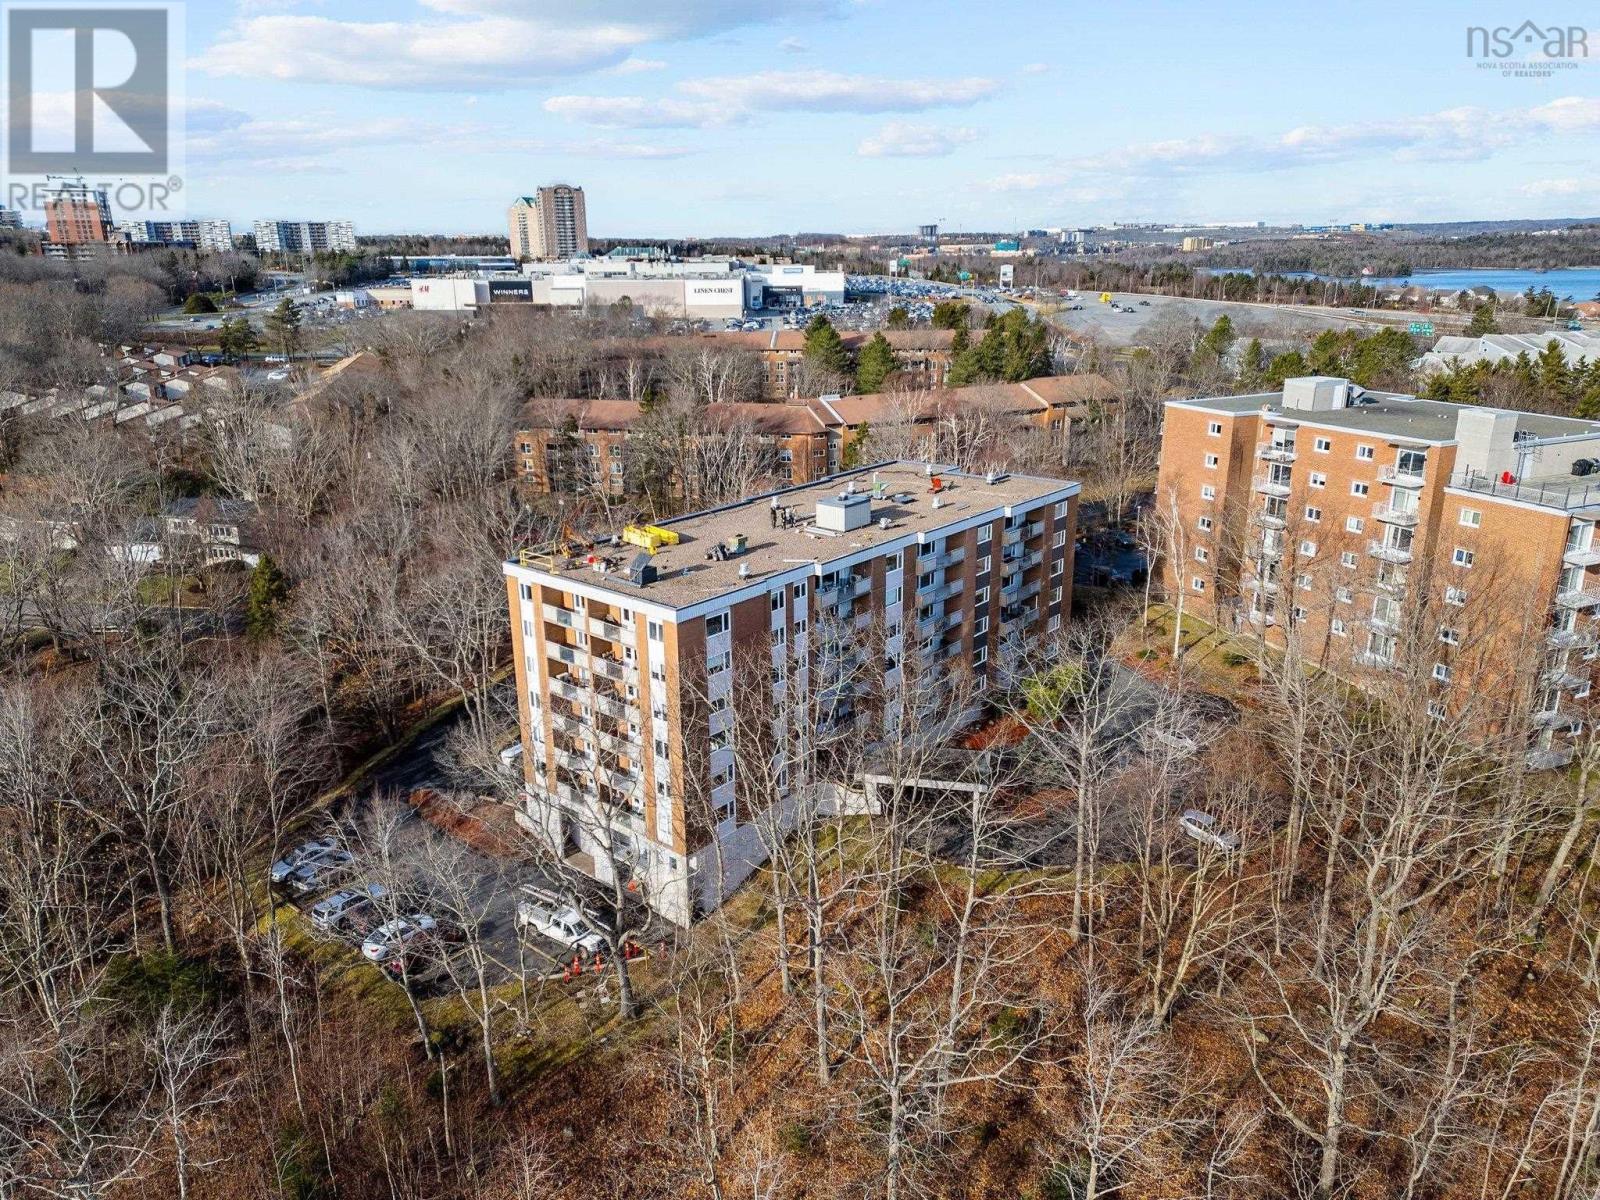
1156;375;1600;767
44;184;113;245
516;374;1115;494
723;328;958;399
504;462;1079;922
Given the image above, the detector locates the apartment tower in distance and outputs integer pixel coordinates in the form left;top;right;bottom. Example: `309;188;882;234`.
509;185;588;261
44;182;113;244
504;462;1079;923
1156;375;1600;769
252;220;357;255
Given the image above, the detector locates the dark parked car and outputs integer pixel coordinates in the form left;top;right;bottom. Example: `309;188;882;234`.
270;838;340;887
308;883;388;933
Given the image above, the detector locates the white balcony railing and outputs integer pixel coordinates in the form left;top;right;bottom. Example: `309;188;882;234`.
1556;588;1600;610
1253;474;1292;498
1371;503;1420;527
1368;539;1414;564
1379;463;1426;488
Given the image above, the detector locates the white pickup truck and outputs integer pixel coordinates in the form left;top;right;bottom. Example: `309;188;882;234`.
516;888;606;953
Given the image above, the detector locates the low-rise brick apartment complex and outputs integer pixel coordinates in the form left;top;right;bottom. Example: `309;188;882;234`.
504;462;1079;922
1156;375;1600;767
517;374;1116;494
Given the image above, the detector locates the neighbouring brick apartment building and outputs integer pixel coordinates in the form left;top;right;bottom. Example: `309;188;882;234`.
1156;375;1600;767
516;374;1116;494
504;462;1079;923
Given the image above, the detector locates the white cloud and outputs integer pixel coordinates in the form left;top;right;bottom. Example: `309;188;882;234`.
1021;62;1049;75
857;120;977;158
779;36;808;53
542;94;732;129
611;57;668;74
546;69;1000;131
202;0;842;89
1519;178;1586;197
991;96;1600;187
677;69;998;112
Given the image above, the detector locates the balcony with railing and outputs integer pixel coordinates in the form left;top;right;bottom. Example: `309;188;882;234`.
592;655;638;684
542;603;580;630
1371;502;1420;527
1527;744;1576;770
1543;668;1588;691
1380;462;1427;489
589;614;628;642
1548;626;1598;650
822;576;872;607
922;546;966;572
1257;441;1297;463
1556;586;1600;610
546;641;582;667
550;712;585;738
1452;468;1600;511
548;676;588;704
1251;506;1287;529
1253;473;1292;498
919;577;965;605
1564;545;1600;568
593;692;631;720
1368;539;1414;564
1534;707;1584;730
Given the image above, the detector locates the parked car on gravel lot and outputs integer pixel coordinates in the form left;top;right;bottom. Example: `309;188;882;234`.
362;914;437;962
309;883;389;933
283;848;353;895
270;839;341;886
1180;809;1241;853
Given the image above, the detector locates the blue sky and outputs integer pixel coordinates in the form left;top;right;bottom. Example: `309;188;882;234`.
179;0;1600;236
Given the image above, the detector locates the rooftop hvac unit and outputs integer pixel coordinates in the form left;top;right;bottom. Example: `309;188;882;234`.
815;492;872;533
625;552;657;586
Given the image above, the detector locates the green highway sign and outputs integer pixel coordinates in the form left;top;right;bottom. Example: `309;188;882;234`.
1408;321;1434;336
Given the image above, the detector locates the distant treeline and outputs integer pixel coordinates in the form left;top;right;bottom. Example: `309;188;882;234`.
1192;225;1600;277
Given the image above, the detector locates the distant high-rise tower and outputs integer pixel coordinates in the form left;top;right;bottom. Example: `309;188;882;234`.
509;185;588;260
44;182;113;244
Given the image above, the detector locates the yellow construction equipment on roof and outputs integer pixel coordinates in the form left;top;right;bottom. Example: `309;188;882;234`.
623;524;681;554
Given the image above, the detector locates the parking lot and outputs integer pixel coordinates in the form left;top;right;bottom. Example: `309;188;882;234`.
274;719;637;995
1039;290;1388;348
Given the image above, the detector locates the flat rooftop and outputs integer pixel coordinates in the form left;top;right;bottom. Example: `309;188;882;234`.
1171;390;1600;445
518;462;1077;609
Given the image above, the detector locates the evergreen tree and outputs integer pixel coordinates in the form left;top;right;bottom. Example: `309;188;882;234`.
245;553;289;639
1196;314;1236;362
266;296;303;359
217;317;258;361
931;300;971;330
886;306;910;330
855;332;896;394
842;422;870;468
1466;303;1499;336
1239;338;1267;388
1537;339;1573;410
803;315;852;375
182;293;218;315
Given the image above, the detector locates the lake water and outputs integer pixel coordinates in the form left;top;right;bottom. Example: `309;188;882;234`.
1208;266;1600;297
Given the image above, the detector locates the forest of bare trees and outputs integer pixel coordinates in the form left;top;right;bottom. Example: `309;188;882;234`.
0;291;1596;1200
